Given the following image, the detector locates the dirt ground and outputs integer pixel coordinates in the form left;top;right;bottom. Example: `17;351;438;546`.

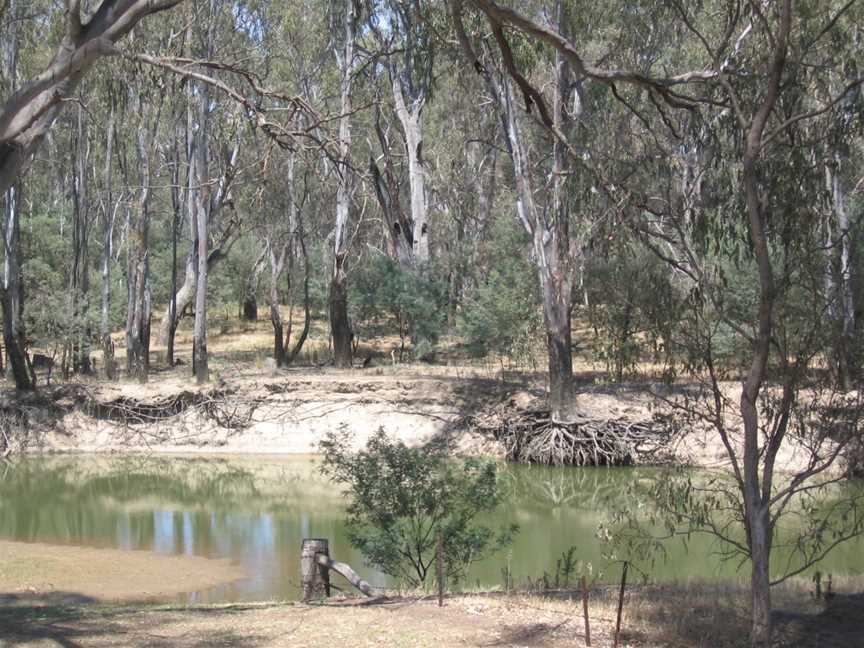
1;585;862;648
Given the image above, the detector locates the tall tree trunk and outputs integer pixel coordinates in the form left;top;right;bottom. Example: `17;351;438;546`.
451;1;579;423
286;222;312;364
191;81;210;385
2;183;31;390
126;119;152;383
391;79;429;265
165;134;184;367
545;2;578;423
70;103;92;375
505;69;578;423
826;156;857;388
738;5;791;644
330;260;352;368
0;0;32;390
269;246;287;366
329;0;358;369
100;98;117;379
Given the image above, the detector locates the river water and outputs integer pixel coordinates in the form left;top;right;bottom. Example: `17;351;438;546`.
0;454;862;602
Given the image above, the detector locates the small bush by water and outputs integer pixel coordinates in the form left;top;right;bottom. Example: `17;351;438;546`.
320;427;518;587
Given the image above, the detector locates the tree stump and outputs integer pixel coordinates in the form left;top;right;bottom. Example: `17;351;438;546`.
301;538;331;601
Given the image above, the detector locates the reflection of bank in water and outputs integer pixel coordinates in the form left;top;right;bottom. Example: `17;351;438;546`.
0;455;862;603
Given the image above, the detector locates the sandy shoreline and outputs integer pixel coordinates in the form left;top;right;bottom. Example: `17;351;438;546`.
0;540;247;604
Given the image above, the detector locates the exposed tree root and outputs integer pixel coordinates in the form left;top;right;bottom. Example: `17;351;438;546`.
469;404;675;466
86;389;259;430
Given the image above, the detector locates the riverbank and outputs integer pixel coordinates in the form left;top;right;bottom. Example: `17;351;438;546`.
1;581;861;647
6;361;836;475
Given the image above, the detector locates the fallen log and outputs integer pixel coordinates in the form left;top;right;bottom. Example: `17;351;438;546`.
316;554;375;597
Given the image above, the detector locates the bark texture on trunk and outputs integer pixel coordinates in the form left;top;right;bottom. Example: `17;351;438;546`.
268;242;288;366
1;0;32;390
825;157;858;388
737;5;792;645
2;183;31;390
165;133;183;367
391;91;429;265
451;2;579;423
191;82;210;385
330;263;352;369
125;118;152;383
285;237;312;365
100;102;117;379
329;0;358;369
70;104;92;375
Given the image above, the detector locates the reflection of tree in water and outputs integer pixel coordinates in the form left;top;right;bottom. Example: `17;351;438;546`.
0;456;331;546
501;465;653;510
85;456;262;506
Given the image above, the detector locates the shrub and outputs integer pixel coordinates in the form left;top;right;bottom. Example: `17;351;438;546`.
458;217;542;362
320;427;517;587
351;255;448;360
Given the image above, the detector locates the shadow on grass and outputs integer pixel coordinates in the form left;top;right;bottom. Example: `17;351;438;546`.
0;594;269;648
774;593;864;648
483;620;570;647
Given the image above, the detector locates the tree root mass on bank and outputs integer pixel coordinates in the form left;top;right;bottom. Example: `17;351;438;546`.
470;405;674;466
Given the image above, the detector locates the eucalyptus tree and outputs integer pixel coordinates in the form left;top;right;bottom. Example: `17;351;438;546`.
455;1;864;645
820;37;863;389
68;100;94;375
96;81;123;379
330;0;361;368
450;0;588;423
368;0;437;267
123;71;168;382
0;0;188;389
0;0;31;388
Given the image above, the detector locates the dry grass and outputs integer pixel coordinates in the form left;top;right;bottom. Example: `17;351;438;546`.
2;578;861;647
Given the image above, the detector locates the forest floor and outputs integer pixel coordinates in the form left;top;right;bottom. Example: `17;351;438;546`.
1;582;862;648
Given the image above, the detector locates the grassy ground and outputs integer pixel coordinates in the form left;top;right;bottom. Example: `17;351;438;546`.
1;582;862;648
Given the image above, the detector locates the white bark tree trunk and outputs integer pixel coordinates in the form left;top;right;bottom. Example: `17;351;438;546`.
191;81;210;385
390;75;429;265
330;0;358;369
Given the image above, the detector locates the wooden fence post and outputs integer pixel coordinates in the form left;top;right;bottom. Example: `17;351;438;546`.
580;575;591;647
613;562;628;648
437;529;444;607
301;538;331;601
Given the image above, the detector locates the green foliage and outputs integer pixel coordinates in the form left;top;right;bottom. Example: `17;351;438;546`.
586;245;682;382
458;218;542;362
319;427;517;587
351;255;448;359
22;210;113;349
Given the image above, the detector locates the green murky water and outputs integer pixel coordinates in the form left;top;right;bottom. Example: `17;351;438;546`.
0;455;862;602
